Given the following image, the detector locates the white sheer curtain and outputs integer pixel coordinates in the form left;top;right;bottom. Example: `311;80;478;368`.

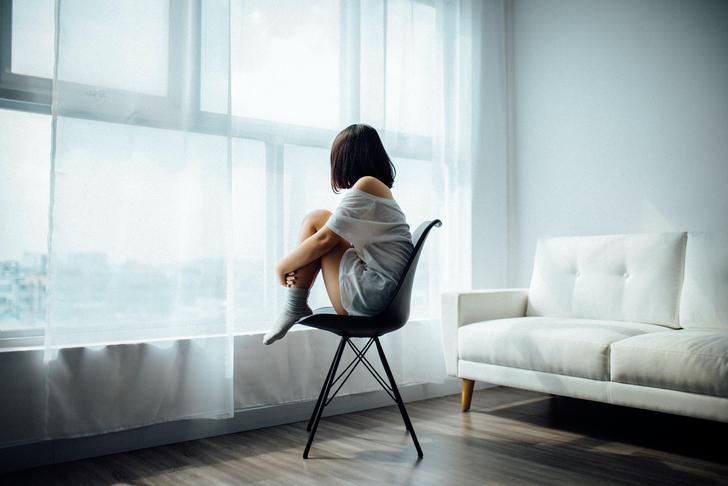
218;0;475;331
225;0;479;407
44;0;235;437
25;0;481;439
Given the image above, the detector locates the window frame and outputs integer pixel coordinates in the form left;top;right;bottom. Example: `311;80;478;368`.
0;0;437;345
0;0;52;113
0;0;432;154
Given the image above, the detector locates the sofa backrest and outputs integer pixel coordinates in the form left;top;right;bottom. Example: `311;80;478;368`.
526;232;687;328
679;232;728;330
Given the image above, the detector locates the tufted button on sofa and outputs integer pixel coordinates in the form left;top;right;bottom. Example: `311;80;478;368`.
442;232;728;422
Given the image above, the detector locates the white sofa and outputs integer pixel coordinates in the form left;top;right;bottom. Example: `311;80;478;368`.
442;232;728;422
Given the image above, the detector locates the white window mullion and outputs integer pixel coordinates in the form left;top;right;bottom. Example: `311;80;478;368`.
168;0;202;120
340;0;361;126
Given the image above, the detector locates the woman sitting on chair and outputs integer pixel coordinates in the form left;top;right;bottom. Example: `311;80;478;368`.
264;124;414;345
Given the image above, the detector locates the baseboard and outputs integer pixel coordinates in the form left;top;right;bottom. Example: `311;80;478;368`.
0;378;493;474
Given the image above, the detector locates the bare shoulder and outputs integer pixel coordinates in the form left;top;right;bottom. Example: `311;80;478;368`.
353;176;393;199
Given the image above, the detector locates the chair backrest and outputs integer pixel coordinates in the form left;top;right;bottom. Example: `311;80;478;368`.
377;219;442;327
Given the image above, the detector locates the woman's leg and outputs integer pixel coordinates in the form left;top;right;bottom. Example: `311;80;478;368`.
264;209;349;344
285;209;331;289
287;209;350;315
320;240;350;315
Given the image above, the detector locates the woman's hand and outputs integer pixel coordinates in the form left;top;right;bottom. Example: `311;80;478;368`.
285;271;297;288
276;263;297;287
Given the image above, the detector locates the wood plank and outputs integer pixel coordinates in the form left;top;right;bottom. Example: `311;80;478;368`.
2;387;727;485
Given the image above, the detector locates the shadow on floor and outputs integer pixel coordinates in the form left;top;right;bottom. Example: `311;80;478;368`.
479;393;728;465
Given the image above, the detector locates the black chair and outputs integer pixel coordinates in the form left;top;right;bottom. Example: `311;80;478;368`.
296;219;442;459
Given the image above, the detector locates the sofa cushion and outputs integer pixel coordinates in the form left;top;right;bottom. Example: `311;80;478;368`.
611;330;728;398
527;233;687;328
458;317;668;381
680;232;728;330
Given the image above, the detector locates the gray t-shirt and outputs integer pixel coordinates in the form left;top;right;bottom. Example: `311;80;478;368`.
325;187;414;316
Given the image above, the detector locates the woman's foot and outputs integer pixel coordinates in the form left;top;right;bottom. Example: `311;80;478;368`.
263;288;313;345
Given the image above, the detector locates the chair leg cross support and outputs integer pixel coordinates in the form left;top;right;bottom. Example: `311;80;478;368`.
303;336;424;459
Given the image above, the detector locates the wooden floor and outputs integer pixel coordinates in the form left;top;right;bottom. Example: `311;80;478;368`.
3;386;728;485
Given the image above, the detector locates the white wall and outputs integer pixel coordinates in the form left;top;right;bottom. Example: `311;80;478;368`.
507;0;728;286
472;0;510;289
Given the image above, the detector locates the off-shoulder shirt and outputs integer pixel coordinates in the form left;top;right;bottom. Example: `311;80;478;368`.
325;187;414;316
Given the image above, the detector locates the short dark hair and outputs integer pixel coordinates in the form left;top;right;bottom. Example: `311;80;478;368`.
330;124;396;193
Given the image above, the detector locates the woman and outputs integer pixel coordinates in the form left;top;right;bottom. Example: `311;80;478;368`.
263;124;414;345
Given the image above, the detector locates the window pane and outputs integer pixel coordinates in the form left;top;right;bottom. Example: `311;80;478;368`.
227;0;341;128
0;109;51;331
386;0;437;136
360;0;385;128
56;0;169;95
200;0;230;114
48;119;228;345
232;139;269;332
11;0;55;78
283;145;341;309
392;157;436;319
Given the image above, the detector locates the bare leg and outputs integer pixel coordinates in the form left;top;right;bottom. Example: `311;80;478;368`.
285;209;331;289
285;209;350;315
264;210;350;344
320;239;350;315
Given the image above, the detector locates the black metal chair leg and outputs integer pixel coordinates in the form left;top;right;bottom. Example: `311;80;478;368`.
374;337;423;458
303;336;346;459
307;338;346;432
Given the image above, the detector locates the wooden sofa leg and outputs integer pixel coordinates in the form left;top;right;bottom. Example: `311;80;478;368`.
461;379;475;412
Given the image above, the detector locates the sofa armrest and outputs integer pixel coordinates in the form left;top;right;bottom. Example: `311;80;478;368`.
441;289;529;376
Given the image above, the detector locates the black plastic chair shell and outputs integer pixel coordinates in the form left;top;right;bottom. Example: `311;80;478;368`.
297;219;442;459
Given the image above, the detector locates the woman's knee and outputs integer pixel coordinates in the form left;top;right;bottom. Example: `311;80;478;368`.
302;209;332;228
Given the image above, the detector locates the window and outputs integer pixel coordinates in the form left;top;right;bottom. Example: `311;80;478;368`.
10;0;54;79
0;109;51;334
232;138;269;330
0;0;441;342
56;0;170;96
393;156;439;319
230;0;341;128
385;0;437;136
48;118;229;344
200;0;230;114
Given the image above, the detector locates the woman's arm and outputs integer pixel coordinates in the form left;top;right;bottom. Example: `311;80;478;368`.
275;226;341;285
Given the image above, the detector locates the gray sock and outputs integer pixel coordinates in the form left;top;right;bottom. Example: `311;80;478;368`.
263;287;312;345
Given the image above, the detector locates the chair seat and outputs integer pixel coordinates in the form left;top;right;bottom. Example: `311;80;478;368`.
297;307;402;338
